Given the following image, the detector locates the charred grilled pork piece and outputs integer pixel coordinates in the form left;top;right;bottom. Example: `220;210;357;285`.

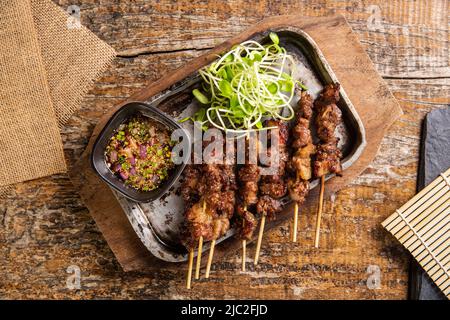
287;91;316;206
206;190;236;219
256;195;282;221
235;203;257;240
219;164;238;192
259;174;287;199
287;179;309;203
266;119;289;146
290;143;316;181
291;91;314;149
315;83;340;108
182;196;232;248
200;163;236;233
257;120;289;220
235;134;260;241
313;142;342;177
181;164;201;208
260;123;289;189
218;164;237;219
315;103;342;143
198;164;223;194
183;200;230;244
211;215;231;240
184;201;216;241
238;164;260;206
263;120;289;172
291;118;312;149
297;91;314;120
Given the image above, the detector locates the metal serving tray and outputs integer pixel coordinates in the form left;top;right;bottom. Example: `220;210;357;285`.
112;28;366;262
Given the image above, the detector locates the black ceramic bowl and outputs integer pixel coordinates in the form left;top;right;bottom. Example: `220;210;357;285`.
91;101;191;202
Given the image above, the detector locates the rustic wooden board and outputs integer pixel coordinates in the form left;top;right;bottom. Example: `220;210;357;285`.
1;0;448;300
68;14;402;272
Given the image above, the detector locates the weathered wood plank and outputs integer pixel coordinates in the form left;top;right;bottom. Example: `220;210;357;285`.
55;0;449;77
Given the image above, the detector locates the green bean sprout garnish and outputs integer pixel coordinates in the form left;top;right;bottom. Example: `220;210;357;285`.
181;32;306;134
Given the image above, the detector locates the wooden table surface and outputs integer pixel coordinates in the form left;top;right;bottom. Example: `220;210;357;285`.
0;0;448;299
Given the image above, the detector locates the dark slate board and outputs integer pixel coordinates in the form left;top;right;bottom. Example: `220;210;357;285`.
409;107;450;300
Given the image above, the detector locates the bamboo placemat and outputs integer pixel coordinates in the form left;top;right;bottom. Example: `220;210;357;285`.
382;167;450;299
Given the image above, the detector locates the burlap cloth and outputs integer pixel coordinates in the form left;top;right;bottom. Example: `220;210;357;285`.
0;0;116;196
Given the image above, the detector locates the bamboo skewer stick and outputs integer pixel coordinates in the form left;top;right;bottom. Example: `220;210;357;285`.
204;191;217;278
292;171;300;242
241;204;248;272
314;176;325;248
242;239;246;271
195;236;203;279
186;248;194;289
205;239;215;278
254;214;266;265
195;200;206;279
292;203;299;242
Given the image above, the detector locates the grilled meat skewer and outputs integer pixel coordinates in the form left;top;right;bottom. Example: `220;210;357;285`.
236;163;259;240
182;156;237;282
287;91;316;242
313;83;343;248
257;122;288;221
314;83;342;178
254;120;289;264
235;135;260;271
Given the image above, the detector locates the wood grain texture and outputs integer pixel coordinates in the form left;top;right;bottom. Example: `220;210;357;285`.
1;0;449;300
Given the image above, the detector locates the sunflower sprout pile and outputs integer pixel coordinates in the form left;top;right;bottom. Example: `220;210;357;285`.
183;32;305;134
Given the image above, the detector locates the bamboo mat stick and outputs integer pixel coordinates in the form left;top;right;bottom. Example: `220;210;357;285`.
399;204;450;245
392;194;449;237
386;187;449;233
383;182;448;228
205;239;215;279
413;233;449;260
383;168;450;227
402;210;449;249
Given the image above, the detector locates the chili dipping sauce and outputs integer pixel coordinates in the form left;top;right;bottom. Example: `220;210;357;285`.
105;114;175;191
